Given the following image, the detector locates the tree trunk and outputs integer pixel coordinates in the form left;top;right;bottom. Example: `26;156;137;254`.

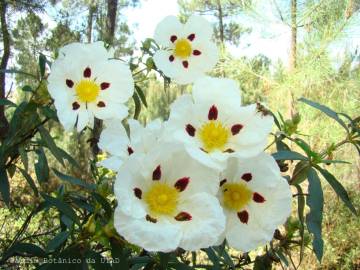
86;3;96;43
216;0;224;44
91;0;118;157
289;0;297;71
106;0;118;44
0;0;10;140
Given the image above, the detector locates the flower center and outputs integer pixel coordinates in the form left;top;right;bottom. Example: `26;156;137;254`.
222;183;252;211
174;39;192;59
75;80;100;103
144;182;179;216
198;121;229;152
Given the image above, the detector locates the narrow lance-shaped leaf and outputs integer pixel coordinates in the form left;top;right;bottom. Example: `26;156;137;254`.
135;85;147;107
22;85;33;92
0;168;10;206
202;247;220;269
35;148;49;183
316;166;357;215
290;161;310;185
85;250;112;270
0;98;16;107
91;192;112;218
52;168;96;191
306;168;324;262
132;92;141;120
295;184;305;263
42;193;80;225
18;167;39;196
299;97;348;131
0;68;37;79
38;125;64;166
272;150;308;161
46;231;69;252
57;147;80;168
19;146;29;171
39;53;47;78
3;242;46;260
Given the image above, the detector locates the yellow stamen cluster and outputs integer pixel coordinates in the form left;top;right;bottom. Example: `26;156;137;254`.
198;121;230;152
75;80;100;102
222;183;252;211
174;39;192;59
144;182;179;216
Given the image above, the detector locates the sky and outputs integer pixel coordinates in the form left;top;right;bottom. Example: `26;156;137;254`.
122;0;292;64
12;0;360;70
120;0;360;68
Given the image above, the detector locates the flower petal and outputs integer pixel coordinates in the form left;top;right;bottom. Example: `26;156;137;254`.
154;16;183;47
98;119;130;157
177;193;225;251
89;101;128;121
182;15;213;43
76;108;91;132
114;207;181;252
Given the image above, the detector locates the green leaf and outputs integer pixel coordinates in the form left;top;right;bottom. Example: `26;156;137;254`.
319;159;351;164
270;111;281;130
129;256;152;265
7;164;16;178
253;255;272;270
42;245;85;270
290;161;310;185
316;166;357;215
306;168;324;262
299;97;348;131
60;215;74;229
18;167;39;196
0;98;16;107
272;150;308;161
159;252;171;269
19;146;29;171
35;148;49;183
39;54;47;78
110;238;129;270
275;250;289;267
132;92;141;120
42;193;80;225
294;184;305;263
135;85;147;107
145;57;155;72
45;231;69;252
202;247;220;269
57;148;80;168
85;250;112;270
92;192;112;218
38;126;64;166
0;68;37;79
52;168;96;191
40;106;58;120
170;263;194;270
276;139;290;152
5;242;47;258
294;138;318;158
70;196;95;213
0;168;10;206
22;85;33;92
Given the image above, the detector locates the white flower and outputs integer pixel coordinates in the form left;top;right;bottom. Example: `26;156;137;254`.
48;42;134;131
98;119;163;171
153;15;218;84
113;144;225;252
166;77;274;170
217;153;292;251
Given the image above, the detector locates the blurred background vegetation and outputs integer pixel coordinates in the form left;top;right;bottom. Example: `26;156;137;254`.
0;0;359;269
